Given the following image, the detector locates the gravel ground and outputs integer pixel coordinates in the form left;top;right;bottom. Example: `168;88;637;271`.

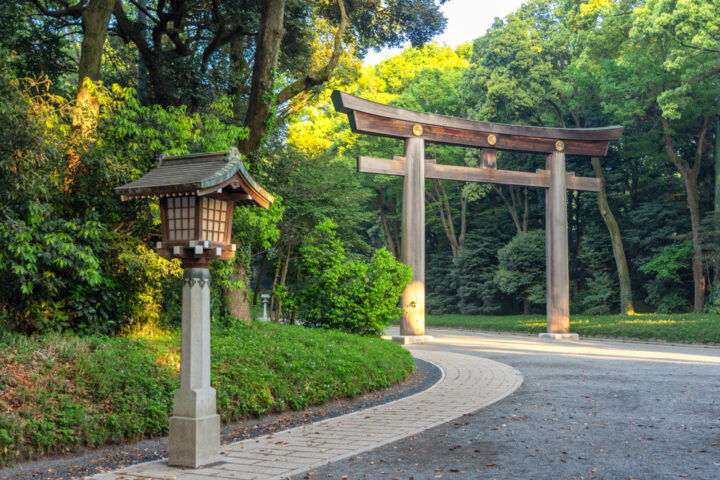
0;358;440;480
292;329;720;480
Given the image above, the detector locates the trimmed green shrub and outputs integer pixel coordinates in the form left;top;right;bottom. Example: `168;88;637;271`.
285;219;412;335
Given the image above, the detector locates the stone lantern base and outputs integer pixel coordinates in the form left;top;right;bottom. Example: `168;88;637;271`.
167;268;220;468
168;412;220;468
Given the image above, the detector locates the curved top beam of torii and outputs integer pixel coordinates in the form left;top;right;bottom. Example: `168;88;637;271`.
331;91;623;157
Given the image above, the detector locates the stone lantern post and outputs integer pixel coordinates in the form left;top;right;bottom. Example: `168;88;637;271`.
115;148;273;467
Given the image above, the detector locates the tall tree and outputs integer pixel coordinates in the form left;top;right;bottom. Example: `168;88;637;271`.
462;0;636;313
578;0;720;311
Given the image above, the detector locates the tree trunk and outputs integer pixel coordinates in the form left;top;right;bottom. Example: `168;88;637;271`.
376;189;397;257
715;121;720;214
238;0;286;156
76;0;114;106
221;264;251;323
135;0;148;105
714;121;720;286
662;117;710;312
275;244;292;322
253;251;268;306
522;188;529;233
269;245;283;322
229;35;249;122
494;185;523;234
591;157;635;314
684;172;706;312
427;179;462;256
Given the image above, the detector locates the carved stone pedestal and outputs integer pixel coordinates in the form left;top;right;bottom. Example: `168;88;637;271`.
168;268;220;468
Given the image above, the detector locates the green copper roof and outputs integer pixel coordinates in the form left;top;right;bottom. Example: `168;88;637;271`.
114;148;273;208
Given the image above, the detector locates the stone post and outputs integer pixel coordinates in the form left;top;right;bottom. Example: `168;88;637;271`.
168;268;220;467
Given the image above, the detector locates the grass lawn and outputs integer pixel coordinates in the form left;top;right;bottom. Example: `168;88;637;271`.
426;313;720;344
0;321;413;467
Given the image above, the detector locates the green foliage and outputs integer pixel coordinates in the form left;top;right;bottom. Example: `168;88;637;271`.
0;64;251;333
494;230;546;306
639;240;693;313
426;312;720;344
0;322;413;466
286;220;411;335
639;240;693;282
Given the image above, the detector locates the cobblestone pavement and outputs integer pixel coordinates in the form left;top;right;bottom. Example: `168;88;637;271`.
92;348;523;480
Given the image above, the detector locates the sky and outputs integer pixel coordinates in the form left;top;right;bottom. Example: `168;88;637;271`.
363;0;527;65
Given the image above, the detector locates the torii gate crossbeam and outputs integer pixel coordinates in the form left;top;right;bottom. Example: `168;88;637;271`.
332;91;623;341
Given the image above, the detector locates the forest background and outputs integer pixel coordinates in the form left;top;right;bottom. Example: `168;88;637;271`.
1;0;720;336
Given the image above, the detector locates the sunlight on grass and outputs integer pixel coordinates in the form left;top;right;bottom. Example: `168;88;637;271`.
622;319;683;325
520;321;547;328
426;313;720;343
126;321;181;373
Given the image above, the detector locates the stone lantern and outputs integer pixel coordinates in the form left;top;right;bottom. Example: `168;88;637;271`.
115;148;273;468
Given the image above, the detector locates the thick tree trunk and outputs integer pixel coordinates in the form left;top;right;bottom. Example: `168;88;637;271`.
591;157;634;314
76;0;114;106
238;0;286;155
135;0;148;105
221;265;251;323
229;35;249;122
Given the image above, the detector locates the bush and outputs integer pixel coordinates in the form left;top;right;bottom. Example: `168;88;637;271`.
494;230;546;308
285;219;412;335
639;240;693;313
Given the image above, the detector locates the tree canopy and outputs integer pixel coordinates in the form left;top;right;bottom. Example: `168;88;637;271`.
2;0;719;333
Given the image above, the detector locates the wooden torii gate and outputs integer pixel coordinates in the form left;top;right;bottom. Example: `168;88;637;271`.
332;91;623;341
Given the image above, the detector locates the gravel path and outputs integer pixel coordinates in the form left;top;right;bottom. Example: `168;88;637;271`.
294;329;720;480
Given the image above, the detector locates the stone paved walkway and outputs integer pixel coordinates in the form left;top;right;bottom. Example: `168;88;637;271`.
92;349;523;480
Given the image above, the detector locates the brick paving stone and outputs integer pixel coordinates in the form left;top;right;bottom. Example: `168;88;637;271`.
91;349;522;480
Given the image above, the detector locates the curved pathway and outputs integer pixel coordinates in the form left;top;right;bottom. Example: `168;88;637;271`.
300;328;720;480
93;348;522;480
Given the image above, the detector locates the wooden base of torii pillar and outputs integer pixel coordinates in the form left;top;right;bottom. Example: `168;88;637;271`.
332;91;623;341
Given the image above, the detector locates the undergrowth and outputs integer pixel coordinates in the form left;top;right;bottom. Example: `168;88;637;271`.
0;322;413;466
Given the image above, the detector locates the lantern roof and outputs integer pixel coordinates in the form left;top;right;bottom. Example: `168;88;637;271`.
115;148;273;209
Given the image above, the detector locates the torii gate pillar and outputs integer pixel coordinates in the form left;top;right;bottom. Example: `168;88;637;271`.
543;151;575;339
399;137;428;339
